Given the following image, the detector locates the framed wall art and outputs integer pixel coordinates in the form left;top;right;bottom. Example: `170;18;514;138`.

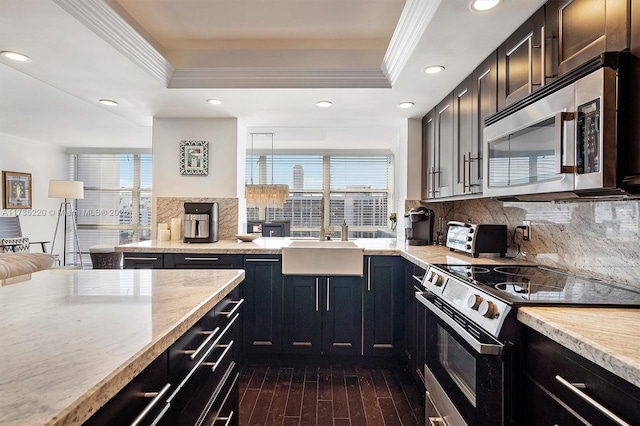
180;140;209;175
2;171;32;209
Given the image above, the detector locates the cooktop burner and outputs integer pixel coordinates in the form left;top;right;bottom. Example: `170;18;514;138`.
431;264;640;306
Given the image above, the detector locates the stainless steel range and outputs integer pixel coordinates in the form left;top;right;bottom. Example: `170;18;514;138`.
416;263;640;426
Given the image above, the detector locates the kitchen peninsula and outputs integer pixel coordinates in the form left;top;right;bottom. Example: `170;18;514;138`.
0;268;244;426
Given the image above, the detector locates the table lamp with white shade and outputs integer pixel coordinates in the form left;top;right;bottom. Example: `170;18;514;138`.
48;180;84;267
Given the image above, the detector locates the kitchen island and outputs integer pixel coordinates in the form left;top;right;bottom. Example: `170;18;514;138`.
0;268;244;426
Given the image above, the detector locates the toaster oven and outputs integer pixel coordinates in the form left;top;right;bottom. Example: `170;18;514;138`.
445;221;507;258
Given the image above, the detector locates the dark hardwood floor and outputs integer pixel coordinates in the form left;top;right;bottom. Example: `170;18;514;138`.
239;365;425;426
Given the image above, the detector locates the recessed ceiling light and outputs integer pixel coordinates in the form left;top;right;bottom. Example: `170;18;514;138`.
470;0;501;12
316;101;333;108
398;102;415;109
207;99;222;105
424;65;445;75
0;51;31;62
98;99;118;106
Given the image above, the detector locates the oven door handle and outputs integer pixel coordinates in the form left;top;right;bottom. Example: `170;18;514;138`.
415;291;503;355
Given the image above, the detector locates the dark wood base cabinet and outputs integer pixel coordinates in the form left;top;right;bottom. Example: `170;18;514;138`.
85;286;243;426
523;327;640;426
281;275;362;356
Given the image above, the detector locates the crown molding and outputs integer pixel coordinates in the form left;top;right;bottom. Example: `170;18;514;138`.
382;0;441;85
169;67;391;89
53;0;173;83
56;0;431;89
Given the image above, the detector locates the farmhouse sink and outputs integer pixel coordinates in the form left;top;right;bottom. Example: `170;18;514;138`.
282;240;364;276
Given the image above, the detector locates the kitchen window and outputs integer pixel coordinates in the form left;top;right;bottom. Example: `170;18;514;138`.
67;152;152;266
246;154;393;238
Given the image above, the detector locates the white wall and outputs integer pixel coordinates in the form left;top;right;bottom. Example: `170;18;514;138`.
152;118;239;198
393;118;422;240
0;133;68;256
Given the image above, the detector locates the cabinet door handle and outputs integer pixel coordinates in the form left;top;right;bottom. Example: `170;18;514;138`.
326;278;330;312
367;258;371;291
462;153;467;193
124;257;158;261
184;257;218;261
220;299;244;318
540;25;545;87
245;258;279;262
555;375;631;426
186;327;221;361
130;382;171;426
315;278;319;311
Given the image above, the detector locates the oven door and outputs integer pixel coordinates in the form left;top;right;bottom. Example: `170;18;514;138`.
416;292;516;426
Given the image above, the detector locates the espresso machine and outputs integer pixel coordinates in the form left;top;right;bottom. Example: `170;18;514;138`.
183;202;218;243
404;207;435;245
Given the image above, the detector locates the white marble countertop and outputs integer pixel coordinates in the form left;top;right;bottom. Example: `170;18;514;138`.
0;268;245;426
518;307;640;388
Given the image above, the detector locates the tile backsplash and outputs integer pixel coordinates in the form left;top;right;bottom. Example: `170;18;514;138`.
408;198;640;289
156;197;238;241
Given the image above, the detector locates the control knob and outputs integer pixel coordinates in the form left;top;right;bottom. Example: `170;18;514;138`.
478;300;498;319
429;272;445;287
466;294;483;310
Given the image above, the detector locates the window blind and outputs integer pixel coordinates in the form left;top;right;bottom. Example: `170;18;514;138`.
68;154;152;266
246;153;392;238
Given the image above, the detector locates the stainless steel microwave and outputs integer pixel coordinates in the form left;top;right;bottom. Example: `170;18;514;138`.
483;54;634;200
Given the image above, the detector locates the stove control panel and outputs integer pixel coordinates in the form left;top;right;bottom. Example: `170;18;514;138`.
422;266;511;338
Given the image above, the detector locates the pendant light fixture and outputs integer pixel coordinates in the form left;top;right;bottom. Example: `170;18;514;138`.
245;133;289;208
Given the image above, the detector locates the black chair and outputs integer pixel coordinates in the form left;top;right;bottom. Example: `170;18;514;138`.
0;216;49;252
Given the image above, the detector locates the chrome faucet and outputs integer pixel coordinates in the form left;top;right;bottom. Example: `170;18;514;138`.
319;196;331;240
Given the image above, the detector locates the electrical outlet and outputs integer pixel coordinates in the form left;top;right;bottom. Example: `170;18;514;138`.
522;220;532;241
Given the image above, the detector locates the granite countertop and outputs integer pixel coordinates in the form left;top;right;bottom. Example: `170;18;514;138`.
0;268;245;426
518;307;640;388
116;238;531;269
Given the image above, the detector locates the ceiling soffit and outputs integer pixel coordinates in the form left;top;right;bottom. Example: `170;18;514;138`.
52;0;437;89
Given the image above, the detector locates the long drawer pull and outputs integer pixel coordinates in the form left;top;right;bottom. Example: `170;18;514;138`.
245;258;279;262
555;375;631;426
130;382;171;426
149;402;171;426
194;364;238;426
167;313;239;404
218;411;234;426
124;257;158;261
202;341;234;373
412;274;424;283
220;299;244;318
186;327;221;361
184;257;219;261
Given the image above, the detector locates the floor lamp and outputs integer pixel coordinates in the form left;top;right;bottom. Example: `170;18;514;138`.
49;180;84;268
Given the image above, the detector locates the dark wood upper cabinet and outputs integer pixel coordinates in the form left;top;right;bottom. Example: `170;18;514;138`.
498;7;546;108
547;0;629;77
453;75;475;195
422;109;436;200
471;52;498;192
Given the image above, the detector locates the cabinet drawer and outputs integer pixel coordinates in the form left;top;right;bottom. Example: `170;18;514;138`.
164;310;240;424
525;328;639;425
165;254;243;269
123;253;164;269
84;352;170;426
